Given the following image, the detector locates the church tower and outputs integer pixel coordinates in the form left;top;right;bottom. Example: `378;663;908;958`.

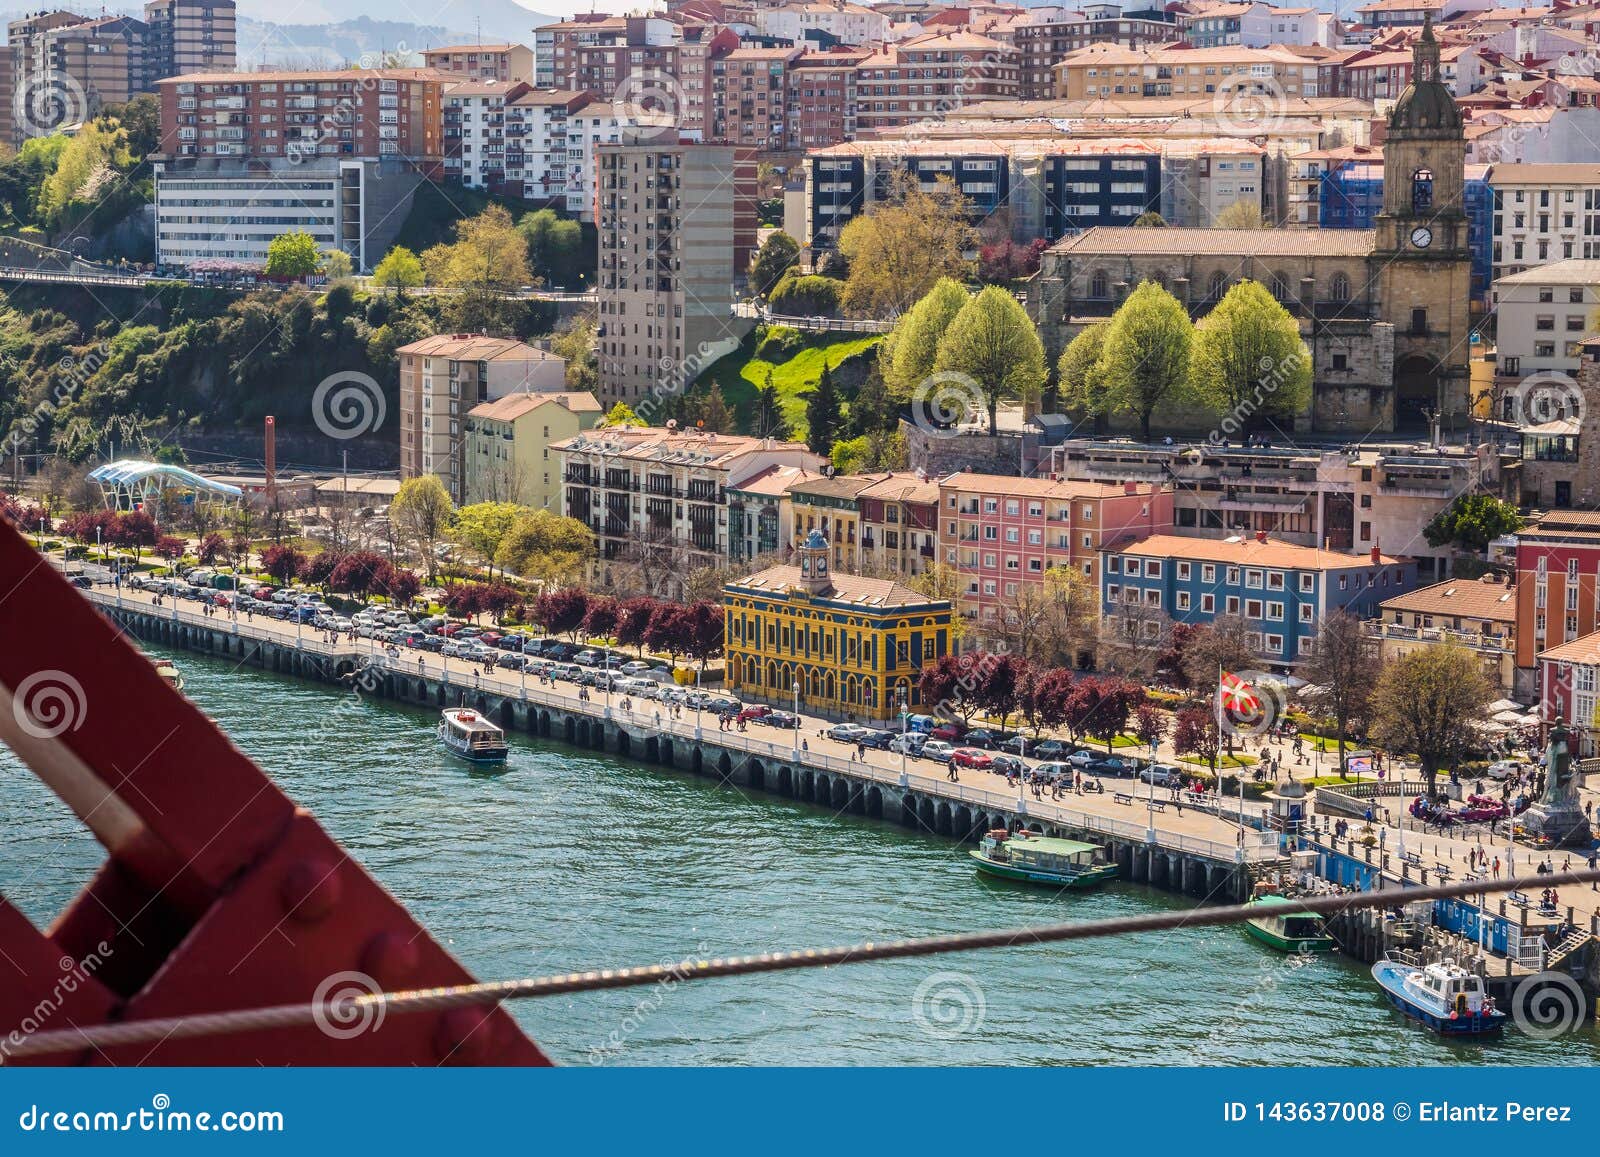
1373;15;1473;432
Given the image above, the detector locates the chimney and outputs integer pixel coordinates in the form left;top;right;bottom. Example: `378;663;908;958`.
1255;529;1267;543
1123;480;1138;494
1371;544;1381;564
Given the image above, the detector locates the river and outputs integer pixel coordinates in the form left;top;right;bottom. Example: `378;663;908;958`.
2;646;1595;1066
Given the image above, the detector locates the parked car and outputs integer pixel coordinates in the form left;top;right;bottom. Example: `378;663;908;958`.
920;740;956;763
1031;739;1069;761
1091;757;1134;777
949;748;993;770
69;575;94;589
737;705;773;723
496;652;527;671
903;713;937;734
962;729;999;749
417;616;447;633
1066;749;1097;768
930;722;965;743
990;754;1028;776
1137;764;1182;787
573;649;601;667
479;631;504;648
888;732;926;756
496;633;528;651
620;660;653;676
438;622;467;638
826;723;869;743
419;634;446;652
857;728;897;750
761;710;800;729
1032;761;1072;783
707;697;741;716
1486;760;1527;781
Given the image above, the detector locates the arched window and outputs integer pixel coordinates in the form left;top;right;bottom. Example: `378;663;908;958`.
1209;271;1228;301
1412;168;1433;213
1270;271;1290;301
1089;269;1108;299
1330;272;1351;303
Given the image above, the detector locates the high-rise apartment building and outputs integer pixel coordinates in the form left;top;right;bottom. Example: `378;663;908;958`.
595;136;756;404
145;0;235;81
423;43;534;84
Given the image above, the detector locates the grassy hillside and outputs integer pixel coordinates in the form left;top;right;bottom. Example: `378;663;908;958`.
701;327;882;439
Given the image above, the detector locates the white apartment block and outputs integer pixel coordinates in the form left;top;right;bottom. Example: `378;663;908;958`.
758;2;892;46
1489;163;1600;284
443;80;513;188
1489;260;1600;383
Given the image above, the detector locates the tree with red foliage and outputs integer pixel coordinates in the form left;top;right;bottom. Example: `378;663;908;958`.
1070;676;1145;753
330;550;391;602
260;544;306;586
581;595;620;641
1133;702;1168;755
534;587;588;638
977;652;1025;732
108;510;157;560
64;509;116;550
680;601;724;669
918;654;961;722
196;532;227;566
978;237;1047;283
1018;665;1074;737
1173;705;1220;777
299;550;343;592
615;596;657;654
0;492;23;527
1155;622;1201;690
643;601;691;662
154;535;185;567
480;583;521;623
443;583;487;620
383;568;421;608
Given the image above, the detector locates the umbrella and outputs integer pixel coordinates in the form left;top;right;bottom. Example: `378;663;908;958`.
1488;699;1521;713
1493;709;1528;724
1272;674;1308;689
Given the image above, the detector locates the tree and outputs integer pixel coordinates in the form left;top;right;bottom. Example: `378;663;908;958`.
751;369;792;439
1423;493;1523;553
321;248;354;280
372;246;424;294
111;93;159;158
749;230;800;298
615;597;657;654
551;313;598;394
1133;703;1167;755
1057;321;1109;417
769;273;842;316
154;535;185;567
330;550;390;602
918;654;969;722
427;205;533;331
883;277;969;400
1098;280;1195;441
600;402;645;428
37;119;130;224
453;501;524;577
300;550;343;592
1180;614;1257;702
933;286;1047;434
195;532;226;566
976;652;1025;732
1299;610;1381;776
691;384;734;434
581;595;620;640
389;475;456;582
1132;211;1166;228
518;207;584;288
383;567;422;608
1190;280;1312;426
987;565;1098;668
108;510;156;560
830;429;908;474
838;173;973;318
1214;200;1269;230
909;561;968;642
1371;645;1492;797
848;369;894;437
643;601;691;661
1018;666;1074;737
804;361;841;457
534;588;589;639
680;601;725;669
1071;676;1144;753
443;583;486;620
264;230;322;279
1174;706;1221;777
495;508;595;590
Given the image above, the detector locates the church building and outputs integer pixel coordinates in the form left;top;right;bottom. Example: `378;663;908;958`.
1027;18;1472;437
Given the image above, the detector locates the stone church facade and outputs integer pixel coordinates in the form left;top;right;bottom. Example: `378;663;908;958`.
1026;20;1472;438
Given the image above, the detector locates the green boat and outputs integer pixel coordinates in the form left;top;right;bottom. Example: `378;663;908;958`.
970;829;1119;889
1243;894;1337;954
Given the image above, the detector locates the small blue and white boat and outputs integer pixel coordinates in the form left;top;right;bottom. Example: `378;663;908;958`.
438;708;509;763
1370;955;1504;1036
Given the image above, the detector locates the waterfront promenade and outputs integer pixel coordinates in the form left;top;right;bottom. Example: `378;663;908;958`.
83;585;1280;875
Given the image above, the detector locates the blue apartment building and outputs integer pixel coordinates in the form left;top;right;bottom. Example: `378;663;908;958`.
1101;533;1419;668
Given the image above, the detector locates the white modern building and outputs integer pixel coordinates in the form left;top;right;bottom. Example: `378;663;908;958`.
758;2;892;46
1488;163;1600;284
1490;259;1600;383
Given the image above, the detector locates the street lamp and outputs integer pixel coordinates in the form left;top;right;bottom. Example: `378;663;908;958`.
897;685;908;782
695;667;703;740
792;679;801;758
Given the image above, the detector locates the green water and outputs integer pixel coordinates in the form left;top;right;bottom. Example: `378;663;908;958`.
2;647;1596;1066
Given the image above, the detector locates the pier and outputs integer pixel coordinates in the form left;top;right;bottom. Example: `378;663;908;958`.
88;587;1278;903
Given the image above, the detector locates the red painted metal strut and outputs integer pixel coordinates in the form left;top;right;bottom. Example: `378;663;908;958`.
0;520;548;1065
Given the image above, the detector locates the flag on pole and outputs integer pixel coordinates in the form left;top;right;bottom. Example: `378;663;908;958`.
1219;670;1260;715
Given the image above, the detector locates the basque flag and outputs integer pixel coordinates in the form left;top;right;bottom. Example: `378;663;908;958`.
1219;670;1260;715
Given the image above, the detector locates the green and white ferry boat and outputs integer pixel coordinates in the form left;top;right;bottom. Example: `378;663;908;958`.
970;829;1119;889
1243;894;1337;954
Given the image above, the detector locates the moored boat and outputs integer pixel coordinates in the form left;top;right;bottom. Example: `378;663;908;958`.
970;829;1118;889
1243;894;1337;954
1370;955;1504;1036
438;708;509;763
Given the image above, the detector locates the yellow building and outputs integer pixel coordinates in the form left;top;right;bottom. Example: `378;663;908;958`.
723;531;953;721
463;391;602;509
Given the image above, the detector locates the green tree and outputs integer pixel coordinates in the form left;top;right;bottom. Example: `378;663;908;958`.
1098;280;1195;441
1371;645;1492;797
496;508;596;589
388;475;456;581
372;246;424;293
838;173;972;318
105;94;159;159
1056;320;1109;416
518;207;584;287
453;501;525;577
751;370;792;439
264;230;322;279
551;313;598;394
1214;199;1268;229
37;119;130;221
883;276;968;400
321;248;354;279
830;429;907;474
848;368;894;436
1423;493;1524;553
1189;279;1311;426
426;205;533;332
600;402;645;428
1132;211;1166;228
749;230;800;297
933;285;1046;433
804;361;842;456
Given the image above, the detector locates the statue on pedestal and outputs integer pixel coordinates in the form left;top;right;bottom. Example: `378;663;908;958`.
1518;719;1592;848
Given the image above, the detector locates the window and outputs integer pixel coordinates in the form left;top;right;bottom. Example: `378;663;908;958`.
1201;594;1215;613
1226;596;1240;614
1267;602;1283;620
1177;562;1191;580
1330;272;1350;302
1202;564;1217;583
1146;560;1163;578
1299;604;1313;623
1177;592;1191;611
1299;574;1314;593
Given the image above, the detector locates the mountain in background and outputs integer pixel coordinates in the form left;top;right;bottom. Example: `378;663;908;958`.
234;0;554;48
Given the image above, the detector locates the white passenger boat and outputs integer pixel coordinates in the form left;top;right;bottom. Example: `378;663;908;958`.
437;708;509;763
152;657;184;691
